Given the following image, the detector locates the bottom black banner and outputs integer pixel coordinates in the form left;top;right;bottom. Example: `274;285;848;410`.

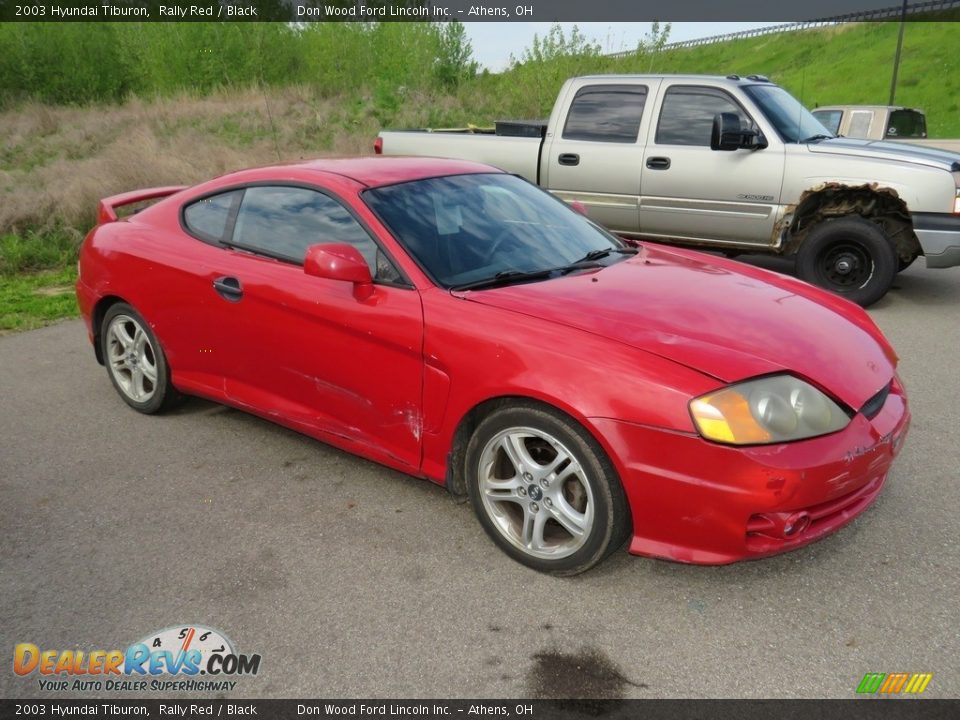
2;699;959;719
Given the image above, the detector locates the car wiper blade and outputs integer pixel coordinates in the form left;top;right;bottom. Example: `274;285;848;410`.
450;269;555;292
573;247;639;263
451;259;609;292
800;134;834;143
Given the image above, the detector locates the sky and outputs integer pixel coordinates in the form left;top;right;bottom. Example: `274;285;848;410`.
464;22;774;70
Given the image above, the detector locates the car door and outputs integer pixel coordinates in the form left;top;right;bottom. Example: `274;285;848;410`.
543;82;655;234
638;84;786;247
205;184;424;471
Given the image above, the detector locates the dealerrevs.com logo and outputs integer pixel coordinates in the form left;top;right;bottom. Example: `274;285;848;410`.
14;625;261;692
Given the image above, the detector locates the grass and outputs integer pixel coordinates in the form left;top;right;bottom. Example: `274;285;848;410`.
0;266;78;333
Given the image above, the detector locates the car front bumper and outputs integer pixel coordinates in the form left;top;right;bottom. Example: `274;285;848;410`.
591;376;910;564
913;212;960;268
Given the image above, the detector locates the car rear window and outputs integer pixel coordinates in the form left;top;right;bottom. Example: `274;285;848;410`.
183;191;240;243
887;109;927;138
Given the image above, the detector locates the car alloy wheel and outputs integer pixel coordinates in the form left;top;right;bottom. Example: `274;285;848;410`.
106;313;159;404
100;302;181;414
478;426;595;560
465;403;630;575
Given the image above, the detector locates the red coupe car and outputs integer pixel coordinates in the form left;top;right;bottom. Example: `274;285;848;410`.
76;158;910;574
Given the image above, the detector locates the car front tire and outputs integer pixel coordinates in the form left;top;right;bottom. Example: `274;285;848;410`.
465;403;631;575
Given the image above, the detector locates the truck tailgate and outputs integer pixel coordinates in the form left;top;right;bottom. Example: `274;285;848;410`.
377;131;542;183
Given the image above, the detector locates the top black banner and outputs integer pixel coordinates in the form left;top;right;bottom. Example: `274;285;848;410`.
0;0;958;22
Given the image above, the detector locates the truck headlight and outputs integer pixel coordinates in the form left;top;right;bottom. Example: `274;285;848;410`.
689;375;850;445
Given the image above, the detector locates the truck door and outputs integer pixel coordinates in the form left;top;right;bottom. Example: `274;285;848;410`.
542;82;657;235
638;84;785;247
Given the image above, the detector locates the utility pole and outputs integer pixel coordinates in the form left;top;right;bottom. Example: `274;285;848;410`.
889;0;909;105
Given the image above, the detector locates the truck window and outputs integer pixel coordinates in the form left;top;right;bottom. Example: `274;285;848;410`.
811;110;842;135
655;87;750;146
848;111;873;138
562;85;648;143
887;109;927;138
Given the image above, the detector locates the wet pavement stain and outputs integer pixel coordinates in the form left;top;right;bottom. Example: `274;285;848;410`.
527;647;647;699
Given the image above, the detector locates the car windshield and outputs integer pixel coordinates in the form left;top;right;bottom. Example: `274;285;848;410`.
362;173;625;289
744;84;835;143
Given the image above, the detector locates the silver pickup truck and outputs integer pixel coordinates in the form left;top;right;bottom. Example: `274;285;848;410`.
377;74;960;305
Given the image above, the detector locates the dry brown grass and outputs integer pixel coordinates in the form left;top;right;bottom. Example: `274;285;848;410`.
0;85;391;236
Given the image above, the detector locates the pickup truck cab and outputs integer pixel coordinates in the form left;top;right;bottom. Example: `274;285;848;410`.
378;75;960;305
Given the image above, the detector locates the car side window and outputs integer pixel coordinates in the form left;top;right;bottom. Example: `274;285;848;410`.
562;85;648;143
183;191;241;243
231;186;402;283
656;87;753;146
812;110;842;135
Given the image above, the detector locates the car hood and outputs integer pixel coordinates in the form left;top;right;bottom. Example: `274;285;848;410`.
807;137;960;171
456;245;896;410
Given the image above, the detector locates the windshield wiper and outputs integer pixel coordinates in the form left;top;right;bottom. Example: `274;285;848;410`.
450;269;557;292
573;247;639;263
800;134;834;144
450;259;607;292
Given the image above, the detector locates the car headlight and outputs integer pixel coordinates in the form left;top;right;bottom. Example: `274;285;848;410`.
689;375;850;445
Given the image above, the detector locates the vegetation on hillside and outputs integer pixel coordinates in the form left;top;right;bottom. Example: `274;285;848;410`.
0;18;958;329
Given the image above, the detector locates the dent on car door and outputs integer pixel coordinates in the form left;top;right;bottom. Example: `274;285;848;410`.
546;83;651;234
639;85;786;246
209;184;425;470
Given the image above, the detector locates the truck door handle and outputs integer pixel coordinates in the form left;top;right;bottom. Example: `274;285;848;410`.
213;276;243;302
558;153;580;166
646;156;671;170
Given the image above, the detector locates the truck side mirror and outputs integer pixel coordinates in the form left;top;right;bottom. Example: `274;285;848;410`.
711;112;764;151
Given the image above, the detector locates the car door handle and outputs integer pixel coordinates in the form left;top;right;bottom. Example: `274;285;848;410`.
646;156;671;170
212;276;243;302
558;153;580;166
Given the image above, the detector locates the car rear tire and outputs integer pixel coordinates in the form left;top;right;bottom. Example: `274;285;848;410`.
465;403;630;575
101;303;181;414
796;217;897;307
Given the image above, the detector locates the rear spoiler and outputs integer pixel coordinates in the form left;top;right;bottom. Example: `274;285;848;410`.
96;186;187;225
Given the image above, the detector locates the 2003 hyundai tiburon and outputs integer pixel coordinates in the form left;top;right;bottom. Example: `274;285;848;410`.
76;157;910;574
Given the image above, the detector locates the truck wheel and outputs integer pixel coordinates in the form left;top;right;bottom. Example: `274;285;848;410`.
796;217;897;307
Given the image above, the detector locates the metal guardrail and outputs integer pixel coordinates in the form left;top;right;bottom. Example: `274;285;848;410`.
607;0;960;56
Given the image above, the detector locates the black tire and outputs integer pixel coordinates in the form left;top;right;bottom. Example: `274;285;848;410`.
795;217;897;307
465;403;631;575
100;303;182;414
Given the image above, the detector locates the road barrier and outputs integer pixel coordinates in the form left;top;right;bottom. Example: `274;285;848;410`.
607;0;960;56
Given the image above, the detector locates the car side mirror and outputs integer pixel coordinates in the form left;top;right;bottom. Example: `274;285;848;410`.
569;200;589;217
304;243;374;299
711;112;765;151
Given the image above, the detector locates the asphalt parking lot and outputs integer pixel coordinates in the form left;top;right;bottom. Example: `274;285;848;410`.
2;258;958;700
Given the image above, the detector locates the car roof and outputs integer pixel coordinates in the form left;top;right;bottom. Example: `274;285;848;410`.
286;156;501;188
